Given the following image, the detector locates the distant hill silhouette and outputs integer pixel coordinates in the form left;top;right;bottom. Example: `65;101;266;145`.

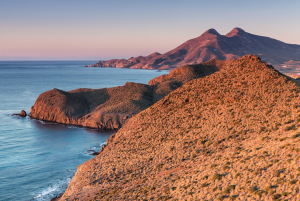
89;28;300;73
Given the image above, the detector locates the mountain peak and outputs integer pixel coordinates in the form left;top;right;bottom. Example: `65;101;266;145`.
198;28;220;40
203;28;220;36
225;27;246;37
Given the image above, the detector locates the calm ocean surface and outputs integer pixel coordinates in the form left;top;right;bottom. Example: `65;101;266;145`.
0;61;168;201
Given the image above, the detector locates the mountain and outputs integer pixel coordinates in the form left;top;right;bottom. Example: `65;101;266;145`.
58;55;300;200
88;28;300;74
30;60;230;129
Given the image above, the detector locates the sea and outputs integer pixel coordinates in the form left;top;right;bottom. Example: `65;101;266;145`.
0;61;168;201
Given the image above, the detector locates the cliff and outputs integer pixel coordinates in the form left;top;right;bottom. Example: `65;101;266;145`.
30;60;226;129
59;55;300;200
88;28;300;72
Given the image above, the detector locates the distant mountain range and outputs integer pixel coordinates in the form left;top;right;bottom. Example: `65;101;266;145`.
89;28;300;74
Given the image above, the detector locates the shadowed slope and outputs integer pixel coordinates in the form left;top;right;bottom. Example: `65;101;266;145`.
60;55;300;200
29;83;155;130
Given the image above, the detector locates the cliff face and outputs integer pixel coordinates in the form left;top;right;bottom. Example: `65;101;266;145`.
30;61;224;129
88;28;300;71
59;55;300;200
30;83;154;130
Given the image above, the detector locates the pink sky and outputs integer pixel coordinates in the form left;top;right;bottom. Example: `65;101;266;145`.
1;0;299;60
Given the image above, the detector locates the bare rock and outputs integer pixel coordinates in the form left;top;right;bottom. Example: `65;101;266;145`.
12;110;27;117
19;110;27;117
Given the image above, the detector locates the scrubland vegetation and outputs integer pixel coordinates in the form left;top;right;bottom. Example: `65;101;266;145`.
60;55;300;201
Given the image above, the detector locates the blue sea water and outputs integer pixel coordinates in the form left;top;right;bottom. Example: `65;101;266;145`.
0;61;168;201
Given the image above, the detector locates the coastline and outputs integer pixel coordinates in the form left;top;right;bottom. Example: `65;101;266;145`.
51;196;61;201
0;61;170;201
28;61;222;131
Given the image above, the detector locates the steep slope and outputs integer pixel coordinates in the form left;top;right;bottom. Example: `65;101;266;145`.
29;83;154;130
30;61;225;129
59;55;300;200
88;28;300;73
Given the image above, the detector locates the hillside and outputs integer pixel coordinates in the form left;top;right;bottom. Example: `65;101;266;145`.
58;55;300;200
30;60;227;129
88;28;300;75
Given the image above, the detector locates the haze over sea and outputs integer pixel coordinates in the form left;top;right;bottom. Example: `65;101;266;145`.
0;61;167;201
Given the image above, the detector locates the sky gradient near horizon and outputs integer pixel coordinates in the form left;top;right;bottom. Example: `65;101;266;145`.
1;0;300;60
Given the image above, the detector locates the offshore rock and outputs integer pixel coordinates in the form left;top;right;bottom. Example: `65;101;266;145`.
12;110;27;117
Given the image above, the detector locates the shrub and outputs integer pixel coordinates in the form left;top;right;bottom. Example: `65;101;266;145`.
289;179;297;184
284;119;294;124
282;192;289;196
274;170;282;177
212;173;223;181
272;194;281;200
217;195;226;201
229;195;238;200
210;164;218;168
284;124;296;131
291;133;300;139
201;182;209;187
249;186;258;193
156;163;164;171
224;185;236;194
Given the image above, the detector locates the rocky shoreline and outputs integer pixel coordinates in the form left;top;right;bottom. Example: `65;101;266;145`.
29;59;228;130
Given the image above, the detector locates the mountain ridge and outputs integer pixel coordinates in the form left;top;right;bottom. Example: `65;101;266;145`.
88;28;300;74
58;55;300;200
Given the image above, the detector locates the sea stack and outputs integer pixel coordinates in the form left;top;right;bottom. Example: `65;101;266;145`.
12;110;27;117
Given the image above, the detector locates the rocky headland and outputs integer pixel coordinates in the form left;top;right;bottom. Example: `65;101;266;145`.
88;28;300;75
56;55;300;200
30;59;228;129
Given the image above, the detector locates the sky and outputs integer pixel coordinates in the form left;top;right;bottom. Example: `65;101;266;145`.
0;0;299;60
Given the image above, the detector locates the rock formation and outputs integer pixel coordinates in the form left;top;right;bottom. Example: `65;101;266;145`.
58;55;300;200
12;110;27;117
30;60;225;129
88;28;300;73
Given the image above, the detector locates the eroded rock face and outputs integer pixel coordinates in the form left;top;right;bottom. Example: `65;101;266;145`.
30;61;227;130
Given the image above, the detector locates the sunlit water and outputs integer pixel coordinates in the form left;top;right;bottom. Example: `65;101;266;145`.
0;61;168;201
